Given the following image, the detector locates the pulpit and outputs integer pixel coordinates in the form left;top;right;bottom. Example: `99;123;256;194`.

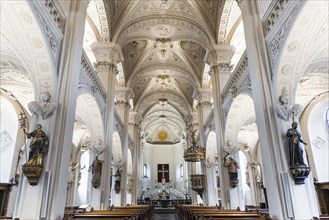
190;174;205;198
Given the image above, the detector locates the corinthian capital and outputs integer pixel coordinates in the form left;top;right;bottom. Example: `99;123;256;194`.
94;61;117;73
204;45;236;67
91;42;124;65
214;63;234;72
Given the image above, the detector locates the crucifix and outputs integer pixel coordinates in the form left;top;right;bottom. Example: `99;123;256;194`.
158;164;169;183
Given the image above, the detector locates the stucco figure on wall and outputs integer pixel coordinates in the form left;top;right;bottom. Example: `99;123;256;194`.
28;91;57;120
275;87;301;121
93;139;105;155
88;156;104;188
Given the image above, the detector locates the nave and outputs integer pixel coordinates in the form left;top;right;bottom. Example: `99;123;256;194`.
0;0;328;220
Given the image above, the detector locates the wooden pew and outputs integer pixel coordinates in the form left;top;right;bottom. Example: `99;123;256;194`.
63;205;154;220
176;205;270;220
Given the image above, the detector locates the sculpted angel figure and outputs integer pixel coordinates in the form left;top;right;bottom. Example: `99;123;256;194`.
28;92;57;120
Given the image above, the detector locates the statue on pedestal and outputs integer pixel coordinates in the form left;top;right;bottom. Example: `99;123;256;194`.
223;154;239;188
23;124;49;165
287;122;307;167
286;122;310;184
88;156;103;188
22;124;49;185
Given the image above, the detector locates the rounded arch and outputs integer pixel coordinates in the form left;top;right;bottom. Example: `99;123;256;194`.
112;131;123;165
75;93;104;145
300;93;329;183
1;1;57;100
225;93;256;149
206;131;217;163
274;0;328;105
116;16;211;49
0;95;20;183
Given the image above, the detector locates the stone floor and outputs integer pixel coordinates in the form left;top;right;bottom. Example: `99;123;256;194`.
151;213;178;220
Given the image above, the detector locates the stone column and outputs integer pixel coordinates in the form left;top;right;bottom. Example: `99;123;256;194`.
13;1;89;219
196;101;208;204
206;45;235;209
92;42;123;209
116;100;130;205
197;90;214;205
239;0;288;218
94;62;117;209
132;113;142;204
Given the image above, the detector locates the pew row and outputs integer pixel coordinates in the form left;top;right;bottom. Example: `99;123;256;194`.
176;205;271;220
63;205;154;220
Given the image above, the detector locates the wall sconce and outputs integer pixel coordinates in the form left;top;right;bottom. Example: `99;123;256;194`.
81;142;87;152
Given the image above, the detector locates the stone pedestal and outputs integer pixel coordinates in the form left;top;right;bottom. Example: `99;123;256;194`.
290;165;310;185
22;164;43;186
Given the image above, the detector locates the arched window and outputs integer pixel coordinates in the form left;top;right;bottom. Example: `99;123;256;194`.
143;164;147;177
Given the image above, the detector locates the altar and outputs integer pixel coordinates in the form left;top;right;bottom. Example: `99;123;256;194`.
151;198;192;208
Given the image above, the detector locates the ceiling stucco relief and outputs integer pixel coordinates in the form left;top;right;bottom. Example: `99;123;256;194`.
0;70;34;110
190;0;224;42
130;0;195;21
137;92;189;117
132;78;152;102
117;18;210;48
275;1;328;98
296;73;329;108
128;66;199;88
180;41;206;77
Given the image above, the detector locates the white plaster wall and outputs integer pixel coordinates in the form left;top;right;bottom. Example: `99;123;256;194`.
0;97;18;183
143;142;184;189
77;151;90;205
308;100;329;182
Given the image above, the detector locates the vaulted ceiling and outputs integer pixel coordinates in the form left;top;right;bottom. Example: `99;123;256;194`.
85;0;241;143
